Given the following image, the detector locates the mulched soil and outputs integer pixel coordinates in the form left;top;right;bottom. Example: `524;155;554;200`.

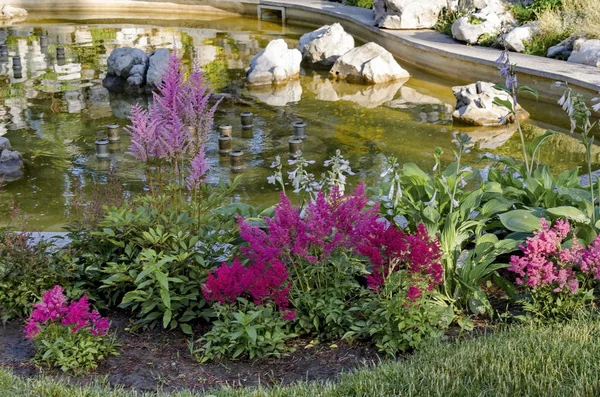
0;314;382;393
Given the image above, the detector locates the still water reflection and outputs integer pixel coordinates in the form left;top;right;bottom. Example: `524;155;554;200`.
0;16;592;229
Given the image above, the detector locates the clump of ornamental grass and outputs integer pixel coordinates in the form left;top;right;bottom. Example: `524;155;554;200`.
24;285;118;372
538;0;600;40
509;218;600;319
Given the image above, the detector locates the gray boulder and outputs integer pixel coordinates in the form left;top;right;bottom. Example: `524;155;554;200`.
297;23;354;68
568;38;600;67
547;35;577;59
330;42;410;84
502;23;538;53
373;0;447;29
0;137;23;181
247;39;302;85
452;81;529;126
146;49;171;89
103;47;148;94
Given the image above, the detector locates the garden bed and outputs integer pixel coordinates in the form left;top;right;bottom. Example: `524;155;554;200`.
0;314;380;392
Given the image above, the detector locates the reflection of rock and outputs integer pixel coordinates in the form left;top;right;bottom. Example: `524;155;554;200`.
109;93;148;120
247;80;302;106
463;125;516;149
306;74;406;108
103;47;148;94
0;136;23;181
374;0;446;30
330;42;410;84
297;23;354;68
246;39;301;85
146;49;170;89
388;87;454;122
452;81;529;126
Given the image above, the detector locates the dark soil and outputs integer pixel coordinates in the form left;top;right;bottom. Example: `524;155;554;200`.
0;315;381;393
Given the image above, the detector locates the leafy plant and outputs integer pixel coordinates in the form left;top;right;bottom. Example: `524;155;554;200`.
25;286;117;372
191;298;294;362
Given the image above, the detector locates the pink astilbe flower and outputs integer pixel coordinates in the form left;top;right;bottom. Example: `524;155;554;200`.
24;286;111;340
126;51;219;186
186;148;209;191
509;219;583;294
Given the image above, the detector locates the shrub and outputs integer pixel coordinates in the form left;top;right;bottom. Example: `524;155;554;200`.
24;286;117;372
344;0;373;8
509;218;600;319
538;0;600;40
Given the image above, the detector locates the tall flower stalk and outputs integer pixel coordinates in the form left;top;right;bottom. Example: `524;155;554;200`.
125;50;220;195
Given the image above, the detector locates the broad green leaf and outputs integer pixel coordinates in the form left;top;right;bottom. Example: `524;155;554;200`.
162;309;172;329
499;210;542;232
547;206;590;224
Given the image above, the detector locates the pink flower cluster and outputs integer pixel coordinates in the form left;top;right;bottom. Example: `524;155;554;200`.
357;223;443;298
509;218;600;294
24;286;110;340
204;183;443;313
125;51;219;189
202;257;293;319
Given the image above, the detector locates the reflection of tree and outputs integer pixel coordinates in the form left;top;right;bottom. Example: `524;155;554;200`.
202;54;230;91
332;108;383;155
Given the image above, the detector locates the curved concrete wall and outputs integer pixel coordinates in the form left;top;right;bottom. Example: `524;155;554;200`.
4;0;600;103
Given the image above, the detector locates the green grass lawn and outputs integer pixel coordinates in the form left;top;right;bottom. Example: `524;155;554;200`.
2;315;600;397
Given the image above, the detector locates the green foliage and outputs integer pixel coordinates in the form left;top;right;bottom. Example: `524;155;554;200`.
343;0;373;8
477;33;497;47
0;233;64;322
523;31;570;56
435;6;470;36
191;299;294;362
346;271;453;356
289;253;368;340
32;323;118;373
512;0;563;23
518;287;595;321
61;180;247;333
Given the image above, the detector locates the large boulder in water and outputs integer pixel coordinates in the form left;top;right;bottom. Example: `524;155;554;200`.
247;39;302;85
374;0;447;29
297;23;354;68
452;81;529;126
103;47;148;94
330;42;410;84
146;49;171;90
0;137;23;181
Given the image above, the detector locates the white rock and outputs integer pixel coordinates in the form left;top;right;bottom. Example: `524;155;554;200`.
568;38;600;67
373;0;447;29
547;35;576;59
107;47;148;78
0;5;27;20
247;39;302;85
452;81;529;126
297;23;354;68
451;1;513;44
502;23;538;53
330;42;410;84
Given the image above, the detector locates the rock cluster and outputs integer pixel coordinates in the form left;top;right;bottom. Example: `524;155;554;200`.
102;48;170;94
0;137;23;181
246;24;410;89
452;81;529;126
373;0;447;30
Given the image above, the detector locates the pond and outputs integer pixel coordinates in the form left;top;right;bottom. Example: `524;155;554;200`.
0;14;594;230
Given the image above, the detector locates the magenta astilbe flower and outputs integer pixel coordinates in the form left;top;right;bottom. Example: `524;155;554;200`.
407;285;423;302
125;104;163;162
24;286;111;340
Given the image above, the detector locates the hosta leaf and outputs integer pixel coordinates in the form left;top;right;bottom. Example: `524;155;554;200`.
499;210;542;232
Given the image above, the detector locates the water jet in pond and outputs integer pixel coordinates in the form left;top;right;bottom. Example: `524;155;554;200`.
219;125;233;138
293;121;307;140
218;136;232;155
289;138;303;158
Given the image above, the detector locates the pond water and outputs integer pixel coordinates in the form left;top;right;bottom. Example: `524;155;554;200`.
0;15;594;230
